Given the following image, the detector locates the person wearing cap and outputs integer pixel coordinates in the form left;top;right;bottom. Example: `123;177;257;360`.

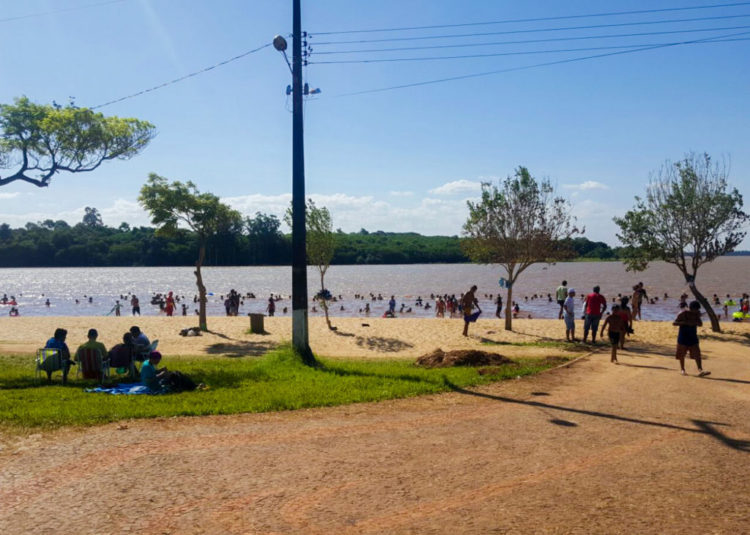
140;351;167;392
563;288;578;342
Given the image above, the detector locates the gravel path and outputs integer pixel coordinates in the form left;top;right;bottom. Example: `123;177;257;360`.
2;337;749;534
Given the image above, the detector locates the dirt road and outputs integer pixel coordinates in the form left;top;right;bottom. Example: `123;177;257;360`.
2;337;749;534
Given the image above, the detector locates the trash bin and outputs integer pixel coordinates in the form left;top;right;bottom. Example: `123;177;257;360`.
248;313;265;334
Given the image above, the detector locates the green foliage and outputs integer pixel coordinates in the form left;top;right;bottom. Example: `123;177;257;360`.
463;166;581;330
0;96;154;187
614;152;749;332
614;153;748;274
0;346;565;430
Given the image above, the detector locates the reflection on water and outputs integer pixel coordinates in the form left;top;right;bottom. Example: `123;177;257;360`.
0;258;747;321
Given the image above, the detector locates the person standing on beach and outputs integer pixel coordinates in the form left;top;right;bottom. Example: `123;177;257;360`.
673;301;710;377
632;282;649;320
563;288;577;341
266;295;276;317
131;295;140;316
388;296;396;314
556;280;568;319
582;286;607;344
461;285;479;337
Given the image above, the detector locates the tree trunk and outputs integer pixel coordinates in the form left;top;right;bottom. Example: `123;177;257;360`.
504;285;513;331
195;244;208;332
688;282;721;333
320;270;332;330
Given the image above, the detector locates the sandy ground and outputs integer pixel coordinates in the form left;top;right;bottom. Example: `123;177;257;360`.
3;315;748;360
1;319;750;534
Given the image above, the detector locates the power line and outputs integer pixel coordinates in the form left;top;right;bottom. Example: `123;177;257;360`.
311;38;750;64
312;13;750;45
333;30;750;97
91;43;272;110
313;25;750;54
313;1;750;35
0;0;128;24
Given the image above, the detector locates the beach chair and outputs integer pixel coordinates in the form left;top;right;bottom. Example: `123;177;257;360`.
75;347;109;384
35;348;62;384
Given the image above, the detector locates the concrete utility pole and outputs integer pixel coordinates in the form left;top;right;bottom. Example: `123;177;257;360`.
290;0;314;364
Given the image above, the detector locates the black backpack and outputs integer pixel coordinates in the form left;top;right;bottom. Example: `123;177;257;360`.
160;371;197;393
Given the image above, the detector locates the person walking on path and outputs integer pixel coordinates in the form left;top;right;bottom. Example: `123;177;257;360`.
461;285;480;337
556;280;568;319
673;300;710;377
583;286;607;344
563;288;578;342
600;304;627;364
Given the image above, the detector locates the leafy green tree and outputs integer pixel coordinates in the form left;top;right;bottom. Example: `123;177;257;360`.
245;212;288;264
82;207;103;227
463;167;581;331
0;97;154;187
139;173;242;331
614;153;748;332
287;199;336;330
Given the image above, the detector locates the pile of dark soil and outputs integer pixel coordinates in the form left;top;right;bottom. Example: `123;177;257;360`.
416;349;515;368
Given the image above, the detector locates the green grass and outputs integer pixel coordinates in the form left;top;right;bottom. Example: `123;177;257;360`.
0;346;567;431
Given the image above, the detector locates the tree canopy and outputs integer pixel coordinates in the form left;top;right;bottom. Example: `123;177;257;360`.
614;152;748;332
0;97;154;187
463;166;581;330
139;173;242;331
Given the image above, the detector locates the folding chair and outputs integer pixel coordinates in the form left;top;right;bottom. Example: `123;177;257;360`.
35;348;62;384
76;347;110;384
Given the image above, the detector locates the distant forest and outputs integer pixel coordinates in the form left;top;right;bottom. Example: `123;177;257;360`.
0;213;744;268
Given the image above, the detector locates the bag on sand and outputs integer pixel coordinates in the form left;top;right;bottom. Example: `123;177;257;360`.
160;371;197;393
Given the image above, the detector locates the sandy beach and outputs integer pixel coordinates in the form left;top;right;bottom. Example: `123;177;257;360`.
2;318;750;534
2;315;750;361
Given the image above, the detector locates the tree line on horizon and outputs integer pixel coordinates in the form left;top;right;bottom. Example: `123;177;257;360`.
0;214;634;268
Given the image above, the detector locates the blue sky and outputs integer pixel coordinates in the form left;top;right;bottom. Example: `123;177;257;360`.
0;0;748;246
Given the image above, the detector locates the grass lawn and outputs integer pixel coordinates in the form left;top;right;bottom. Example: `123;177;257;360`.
0;346;570;431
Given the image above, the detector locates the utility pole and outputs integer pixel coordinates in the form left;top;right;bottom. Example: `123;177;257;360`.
290;0;314;364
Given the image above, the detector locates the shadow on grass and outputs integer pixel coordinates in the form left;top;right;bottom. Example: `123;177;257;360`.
443;379;749;452
355;336;414;353
480;337;589;352
205;341;277;358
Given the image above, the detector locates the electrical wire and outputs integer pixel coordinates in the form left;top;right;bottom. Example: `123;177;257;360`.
312;25;750;54
333;30;750;97
310;37;750;64
312;1;750;35
91;43;272;110
0;0;128;24
312;13;750;45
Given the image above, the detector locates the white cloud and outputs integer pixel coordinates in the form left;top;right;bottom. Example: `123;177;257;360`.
0;192;20;200
563;180;609;191
429;179;482;196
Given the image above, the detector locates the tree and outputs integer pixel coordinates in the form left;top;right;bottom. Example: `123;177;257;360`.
82;207;103;227
0;97;154;187
463;167;582;331
139;173;242;331
614;153;748;332
287;199;336;330
245;212;288;264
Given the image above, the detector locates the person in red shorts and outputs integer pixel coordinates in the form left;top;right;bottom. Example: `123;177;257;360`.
673;300;710;377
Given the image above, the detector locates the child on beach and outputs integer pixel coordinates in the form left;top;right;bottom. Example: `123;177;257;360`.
600;304;626;364
673;301;710;377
